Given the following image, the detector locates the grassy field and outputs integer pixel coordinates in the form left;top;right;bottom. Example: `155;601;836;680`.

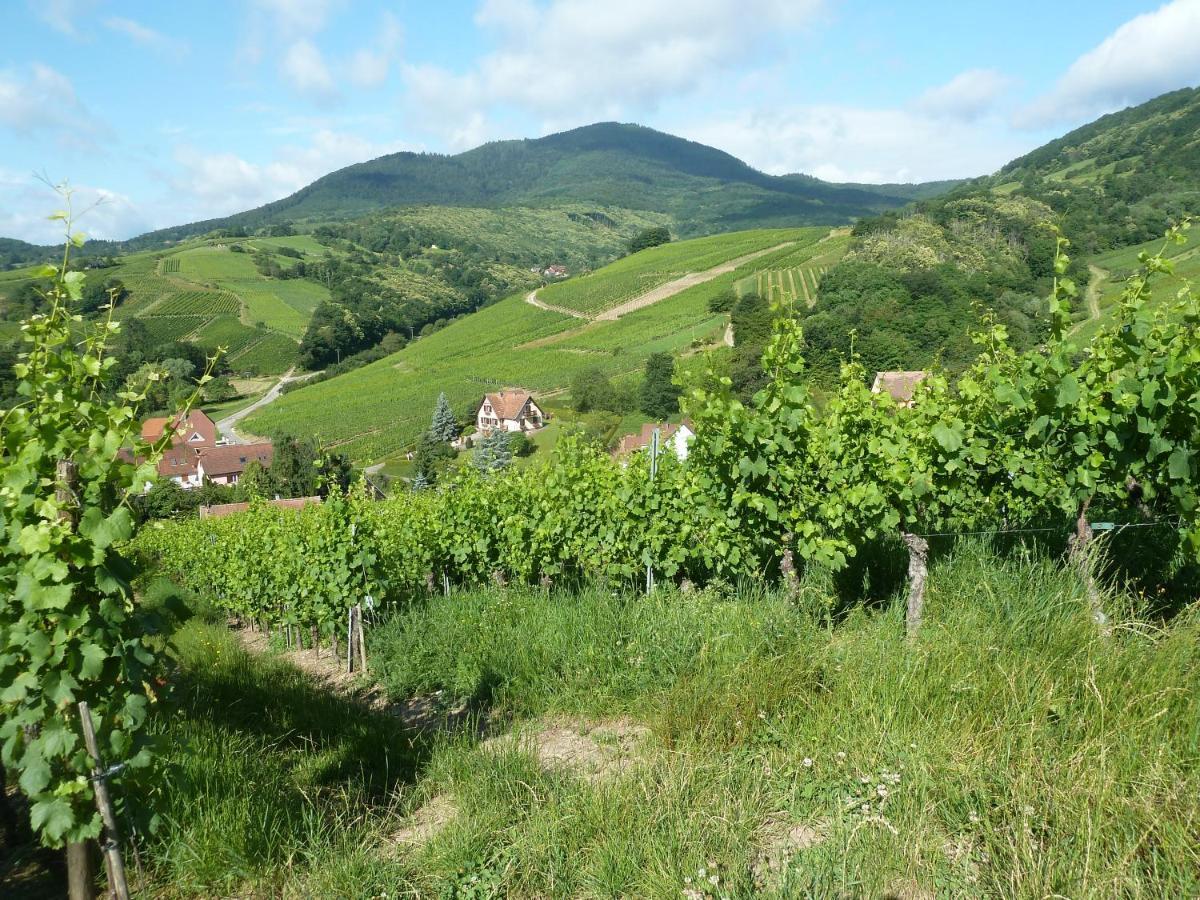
246;229;842;461
109;541;1200;897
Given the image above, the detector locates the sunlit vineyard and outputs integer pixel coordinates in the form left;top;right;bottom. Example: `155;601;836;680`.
245;229;819;459
150;290;240;316
537;227;824;315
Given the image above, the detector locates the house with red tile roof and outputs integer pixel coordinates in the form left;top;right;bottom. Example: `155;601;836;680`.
196;443;274;487
137;409;274;489
474;390;546;436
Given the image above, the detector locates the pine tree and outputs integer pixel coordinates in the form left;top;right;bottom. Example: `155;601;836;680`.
474;430;512;473
430;392;459;442
412;470;430;491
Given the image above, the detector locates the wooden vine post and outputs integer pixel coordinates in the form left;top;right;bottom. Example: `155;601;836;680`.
902;532;929;638
78;702;130;900
57;460;95;900
1069;499;1110;635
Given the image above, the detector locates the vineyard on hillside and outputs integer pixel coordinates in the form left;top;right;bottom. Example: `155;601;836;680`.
246;229;851;460
140;227;1200;639
537;228;825;315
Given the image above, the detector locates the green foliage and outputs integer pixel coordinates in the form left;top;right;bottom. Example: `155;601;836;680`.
639;352;681;419
628;226;671;254
154;228;1200;605
0;208;212;847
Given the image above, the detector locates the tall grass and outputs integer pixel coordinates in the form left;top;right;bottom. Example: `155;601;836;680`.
135;541;1199;897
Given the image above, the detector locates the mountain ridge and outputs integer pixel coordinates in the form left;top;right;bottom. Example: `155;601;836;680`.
118;122;951;249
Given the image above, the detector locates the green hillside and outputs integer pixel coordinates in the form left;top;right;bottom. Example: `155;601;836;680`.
245;228;833;460
124;124;942;247
974;86;1200;254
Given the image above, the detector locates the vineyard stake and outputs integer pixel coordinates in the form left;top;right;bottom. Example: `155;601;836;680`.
57;460;95;900
645;428;659;595
355;604;368;674
346;608;354;674
902;532;929;638
78;702;130;900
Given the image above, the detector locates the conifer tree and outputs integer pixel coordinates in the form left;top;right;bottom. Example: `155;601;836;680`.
430;392;459;442
474;430;513;473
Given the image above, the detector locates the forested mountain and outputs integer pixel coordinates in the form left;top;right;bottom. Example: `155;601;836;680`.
793;87;1200;381
968;86;1200;254
123;123;936;247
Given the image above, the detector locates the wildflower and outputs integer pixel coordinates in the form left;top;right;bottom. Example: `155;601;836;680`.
709;875;719;886
876;785;889;799
860;775;870;784
860;803;870;814
835;751;846;761
803;757;813;768
969;811;980;824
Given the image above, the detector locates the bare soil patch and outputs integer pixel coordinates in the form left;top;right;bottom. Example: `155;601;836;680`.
751;814;827;889
483;717;652;782
387;794;459;850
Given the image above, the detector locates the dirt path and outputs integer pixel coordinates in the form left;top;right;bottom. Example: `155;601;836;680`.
723;321;734;347
1085;264;1106;320
217;367;314;443
524;288;590;319
524;240;798;324
597;241;796;321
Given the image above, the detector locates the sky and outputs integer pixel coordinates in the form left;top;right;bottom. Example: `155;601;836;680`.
2;0;1199;244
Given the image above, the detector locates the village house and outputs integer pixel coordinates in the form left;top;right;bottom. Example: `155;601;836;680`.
138;409;274;489
474;390;547;436
196;443;274;487
613;420;695;462
542;264;569;278
871;371;928;408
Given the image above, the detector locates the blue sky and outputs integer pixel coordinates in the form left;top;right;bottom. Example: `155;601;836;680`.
2;0;1199;243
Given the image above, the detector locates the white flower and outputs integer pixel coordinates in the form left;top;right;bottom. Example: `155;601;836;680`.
803;757;813;768
969;811;981;824
836;751;847;761
876;785;889;799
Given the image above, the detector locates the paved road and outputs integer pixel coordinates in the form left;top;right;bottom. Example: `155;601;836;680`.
217;368;312;443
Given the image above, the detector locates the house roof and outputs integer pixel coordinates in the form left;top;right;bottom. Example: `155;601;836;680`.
199;496;321;519
197;442;273;477
141;409;216;443
478;390;534;421
614;420;693;456
871;371;928;404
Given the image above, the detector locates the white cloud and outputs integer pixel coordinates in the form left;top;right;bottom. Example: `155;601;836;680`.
347;12;403;88
280;40;338;102
0;63;106;144
0;170;150;244
679;105;1034;184
252;0;338;36
1019;0;1200;128
31;0;95;37
169;129;413;221
103;17;187;55
405;0;823;140
916;69;1012;121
